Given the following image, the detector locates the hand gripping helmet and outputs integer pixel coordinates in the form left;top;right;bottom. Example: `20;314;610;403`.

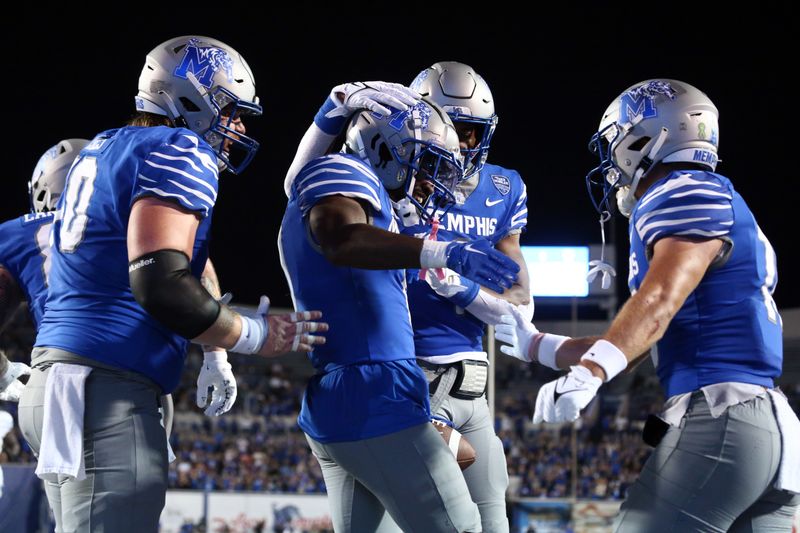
29;138;89;214
586;79;720;216
135;35;263;174
410;62;497;179
344;98;464;221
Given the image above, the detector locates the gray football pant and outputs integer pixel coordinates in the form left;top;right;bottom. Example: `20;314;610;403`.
18;354;167;533
435;394;509;533
306;422;482;533
615;392;800;532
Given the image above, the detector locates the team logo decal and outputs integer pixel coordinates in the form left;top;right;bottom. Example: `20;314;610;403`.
174;38;234;88
491;175;511;195
410;69;429;91
619;80;677;126
380;102;433;132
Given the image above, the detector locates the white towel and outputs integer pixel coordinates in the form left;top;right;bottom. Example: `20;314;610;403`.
767;389;800;494
35;363;92;482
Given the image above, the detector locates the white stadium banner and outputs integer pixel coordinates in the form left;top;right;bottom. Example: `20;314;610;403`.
160;491;332;533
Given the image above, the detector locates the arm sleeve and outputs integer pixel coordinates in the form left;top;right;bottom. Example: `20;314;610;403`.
295;154;383;216
634;173;734;250
133;130;219;217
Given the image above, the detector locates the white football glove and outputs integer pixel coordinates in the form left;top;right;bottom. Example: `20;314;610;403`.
533;365;602;423
425;268;471;299
196;351;237;417
495;311;540;363
0;361;31;402
325;81;421;118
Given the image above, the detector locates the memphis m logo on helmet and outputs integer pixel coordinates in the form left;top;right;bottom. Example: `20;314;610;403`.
586;79;720;217
135;35;262;174
173;38;235;89
345;98;464;222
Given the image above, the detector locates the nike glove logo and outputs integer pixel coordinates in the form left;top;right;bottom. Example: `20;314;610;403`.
553;386;582;403
464;243;487;255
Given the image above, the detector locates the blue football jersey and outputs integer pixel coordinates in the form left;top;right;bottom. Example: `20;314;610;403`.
628;170;782;397
0;212;55;329
35;126;218;393
403;163;528;359
279;153;429;443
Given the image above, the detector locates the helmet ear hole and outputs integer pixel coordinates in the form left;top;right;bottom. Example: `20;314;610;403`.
179;97;201;112
628;136;651;152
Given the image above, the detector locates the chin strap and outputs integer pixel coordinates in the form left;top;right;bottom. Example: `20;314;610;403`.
587;210;616;290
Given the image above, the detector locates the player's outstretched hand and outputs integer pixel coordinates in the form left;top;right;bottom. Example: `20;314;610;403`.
533;366;601;423
325;81;421;118
445;239;520;293
255;297;328;357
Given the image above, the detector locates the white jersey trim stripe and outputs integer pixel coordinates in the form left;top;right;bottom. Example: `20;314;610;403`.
635;203;732;235
298;179;380;204
639;174;721;208
311;191;382;212
144;160;218;200
166;179;215;208
150;151;202;173
174;135;219;175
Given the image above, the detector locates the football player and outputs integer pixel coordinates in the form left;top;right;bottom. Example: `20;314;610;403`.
400;62;532;533
280;95;520;532
17;36;327;532
500;79;800;531
1;139;88;401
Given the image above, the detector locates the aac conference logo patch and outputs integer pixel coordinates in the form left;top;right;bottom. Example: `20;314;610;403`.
491;175;510;195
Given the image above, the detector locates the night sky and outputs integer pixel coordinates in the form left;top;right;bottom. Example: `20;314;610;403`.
6;8;796;316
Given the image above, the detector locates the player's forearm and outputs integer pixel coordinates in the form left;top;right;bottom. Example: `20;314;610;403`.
603;284;681;360
321;223;424;269
192;305;243;349
199;258;226;352
554;336;601;369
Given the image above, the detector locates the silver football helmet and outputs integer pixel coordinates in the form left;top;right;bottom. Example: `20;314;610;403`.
587;79;720;216
410;62;497;179
29;138;89;214
344;98;463;221
135;35;262;174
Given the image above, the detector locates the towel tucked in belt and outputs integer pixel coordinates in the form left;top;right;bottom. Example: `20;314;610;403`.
35;363;91;482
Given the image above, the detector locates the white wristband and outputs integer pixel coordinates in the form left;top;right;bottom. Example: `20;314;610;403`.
580;340;628;382
202;350;227;363
537;333;570;371
231;314;268;354
420;239;450;269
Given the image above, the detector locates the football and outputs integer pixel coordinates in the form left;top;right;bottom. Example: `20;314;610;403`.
431;419;477;470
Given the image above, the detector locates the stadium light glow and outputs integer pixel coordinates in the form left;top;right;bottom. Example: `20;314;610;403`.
520;246;590;297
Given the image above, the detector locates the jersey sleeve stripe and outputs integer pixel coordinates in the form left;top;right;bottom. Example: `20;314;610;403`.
310;191;382;211
635;203;732;235
150;151;203;173
143;161;218;201
322;154;382;186
672;228;731;238
295;167;352;189
172;135;220;175
166;179;215;208
670;189;733;200
639;174;722;208
298;179;381;204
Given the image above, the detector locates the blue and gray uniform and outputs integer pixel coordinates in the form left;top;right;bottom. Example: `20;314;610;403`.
0;212;55;329
19;126;218;533
403;163;527;533
279;153;480;533
616;170;799;532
